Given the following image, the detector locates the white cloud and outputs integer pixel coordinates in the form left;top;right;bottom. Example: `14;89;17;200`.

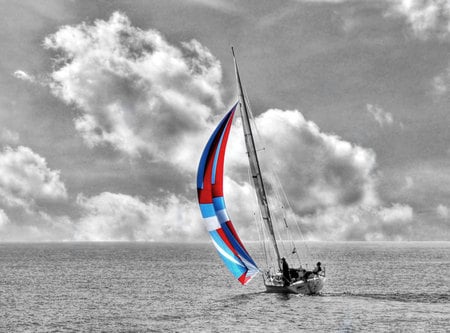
384;2;450;101
386;0;450;98
432;66;450;96
0;211;74;242
0;146;72;242
0;107;418;241
74;192;205;241
185;0;237;12
0;129;19;145
252;109;378;212
0;146;67;209
44;12;223;164
432;75;447;95
4;12;423;242
68;107;387;242
13;70;35;83
379;203;413;222
388;0;450;39
436;203;449;218
366;104;396;127
0;208;9;228
301;203;414;241
404;176;414;189
221;108;419;241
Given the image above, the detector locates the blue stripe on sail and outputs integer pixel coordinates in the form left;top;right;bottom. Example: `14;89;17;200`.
211;114;233;185
209;230;247;279
216;209;229;224
199;203;216;218
196;108;235;189
212;196;258;269
213;197;229;223
221;223;258;268
213;196;226;210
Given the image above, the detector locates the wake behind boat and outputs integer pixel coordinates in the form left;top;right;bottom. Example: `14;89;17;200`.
196;48;325;295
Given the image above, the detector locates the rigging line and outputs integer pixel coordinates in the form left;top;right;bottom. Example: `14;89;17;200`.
238;77;312;265
251;167;269;267
267;169;302;265
249;165;271;269
274;171;303;261
242;105;299;263
271;168;312;262
246;101;312;264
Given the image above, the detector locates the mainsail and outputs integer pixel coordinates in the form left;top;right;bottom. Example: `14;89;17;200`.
197;103;259;285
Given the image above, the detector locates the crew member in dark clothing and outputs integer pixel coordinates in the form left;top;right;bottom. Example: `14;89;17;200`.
289;268;299;280
313;262;322;275
304;262;322;281
281;257;290;286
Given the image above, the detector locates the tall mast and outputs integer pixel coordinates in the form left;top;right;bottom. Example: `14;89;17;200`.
232;47;282;270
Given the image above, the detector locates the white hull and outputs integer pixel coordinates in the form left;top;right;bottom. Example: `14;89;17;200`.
264;275;325;295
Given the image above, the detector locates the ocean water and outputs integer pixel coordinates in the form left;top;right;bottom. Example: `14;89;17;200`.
0;242;449;332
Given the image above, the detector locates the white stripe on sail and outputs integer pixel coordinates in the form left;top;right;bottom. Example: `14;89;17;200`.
241;256;258;272
211;237;245;267
203;216;220;231
216;209;229;224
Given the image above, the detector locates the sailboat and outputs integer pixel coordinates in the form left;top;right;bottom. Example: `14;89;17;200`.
196;48;325;295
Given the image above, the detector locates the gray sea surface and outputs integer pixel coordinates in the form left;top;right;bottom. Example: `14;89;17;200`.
0;242;449;332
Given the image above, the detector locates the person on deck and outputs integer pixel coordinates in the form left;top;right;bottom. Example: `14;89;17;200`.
313;262;322;275
281;257;291;286
303;262;322;282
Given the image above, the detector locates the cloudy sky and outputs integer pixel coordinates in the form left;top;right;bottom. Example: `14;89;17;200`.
0;0;449;242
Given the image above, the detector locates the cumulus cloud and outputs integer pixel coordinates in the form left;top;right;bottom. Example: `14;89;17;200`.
300;203;414;241
386;1;450;100
74;192;204;241
0;129;19;145
0;108;415;241
0;208;10;228
366;104;396;127
432;66;450;96
388;0;450;39
0;146;67;209
436;203;449;218
3;12;420;242
250;109;378;213
186;0;237;12
44;12;223;163
0;146;71;242
13;70;36;83
0;211;75;242
52;106;396;242
220;108;418;241
404;176;414;189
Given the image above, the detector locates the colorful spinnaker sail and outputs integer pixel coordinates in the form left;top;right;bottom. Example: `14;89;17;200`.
197;103;259;285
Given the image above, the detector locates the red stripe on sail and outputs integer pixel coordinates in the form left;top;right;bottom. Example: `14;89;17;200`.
217;227;239;257
238;272;251;285
198;130;224;204
225;221;248;255
211;110;235;198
